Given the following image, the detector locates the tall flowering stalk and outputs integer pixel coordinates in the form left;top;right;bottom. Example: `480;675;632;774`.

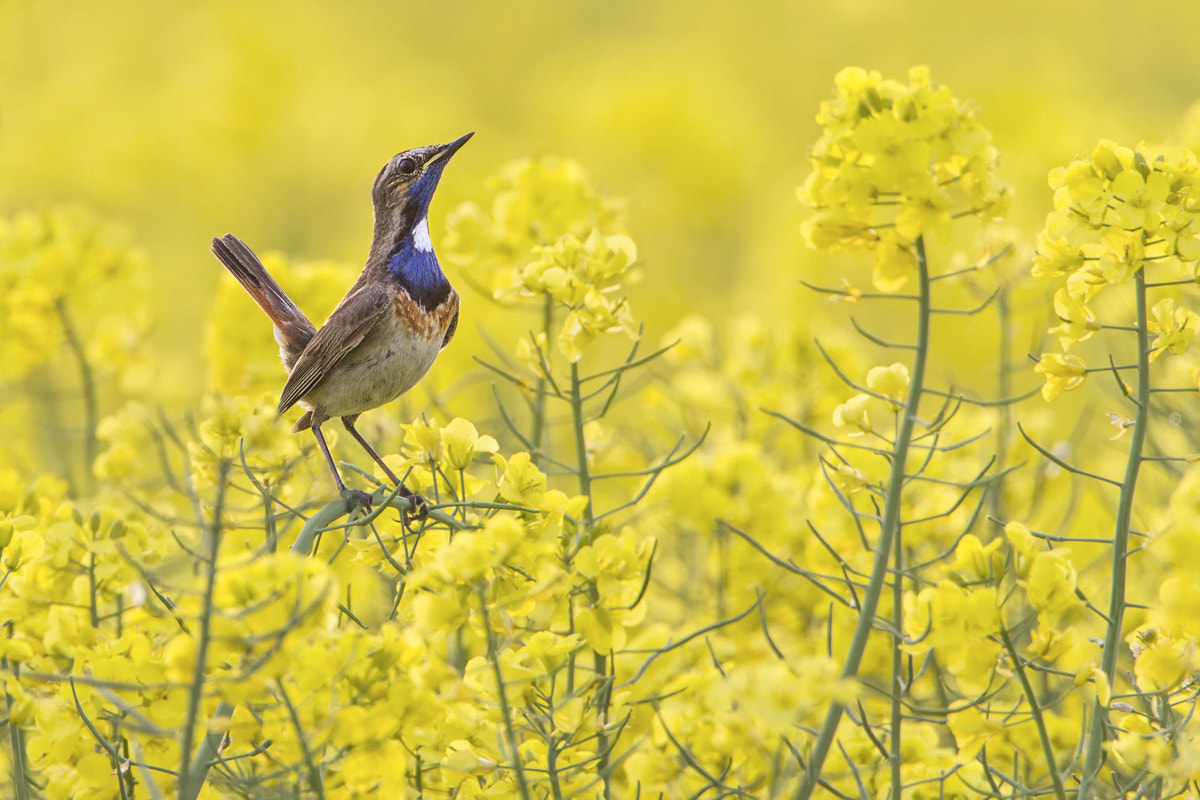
793;66;1008;799
445;158;636;469
1032;141;1200;797
445;159;674;799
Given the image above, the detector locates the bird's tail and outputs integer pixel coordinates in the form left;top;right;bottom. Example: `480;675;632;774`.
210;234;317;368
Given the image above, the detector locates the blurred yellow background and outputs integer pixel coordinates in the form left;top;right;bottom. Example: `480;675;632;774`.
3;0;1200;392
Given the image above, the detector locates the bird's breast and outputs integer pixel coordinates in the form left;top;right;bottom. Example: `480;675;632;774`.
392;285;459;342
297;287;458;419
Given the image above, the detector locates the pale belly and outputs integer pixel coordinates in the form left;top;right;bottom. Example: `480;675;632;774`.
298;312;443;418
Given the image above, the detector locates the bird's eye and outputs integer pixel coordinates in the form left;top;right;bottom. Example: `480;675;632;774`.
397;157;418;175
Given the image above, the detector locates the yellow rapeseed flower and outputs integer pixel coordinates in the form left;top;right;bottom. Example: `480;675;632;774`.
1034;353;1088;401
866;362;909;410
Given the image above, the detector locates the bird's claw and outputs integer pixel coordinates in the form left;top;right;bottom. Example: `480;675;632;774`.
398;485;429;529
340;488;375;515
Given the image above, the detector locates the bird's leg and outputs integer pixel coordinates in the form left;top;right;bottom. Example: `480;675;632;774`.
341;415;427;525
310;412;372;512
340;414;401;484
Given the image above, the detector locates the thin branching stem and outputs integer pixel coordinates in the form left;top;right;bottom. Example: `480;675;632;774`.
177;461;229;800
276;680;326;799
290;483;464;556
992;284;1014;522
1000;626;1068;800
531;294;554;465
850;316;918;350
579;333;670;385
619;600;759;689
183;700;234;796
800;279;917;301
928;288;998;315
478;584;534;800
55;297;99;494
1018;423;1123;487
890;486;904;800
4;653;29;800
569;361;594;525
566;359;613;797
1079;266;1151;798
794;236;932;800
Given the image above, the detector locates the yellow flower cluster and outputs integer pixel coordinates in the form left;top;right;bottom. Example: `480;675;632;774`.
445;158;639;363
0;474;178;799
800;66;1009;290
1033;141;1200;399
443;156;623;277
188;393;306;488
0;208;146;382
1037;141;1200;283
385;416;500;498
512;230;640;361
832;361;911;435
904;578;1000;695
0;208;155;484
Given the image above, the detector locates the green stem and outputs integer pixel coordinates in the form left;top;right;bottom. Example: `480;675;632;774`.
277;681;326;799
569;361;593;524
88;553;99;628
593;651;612;800
1078;267;1149;798
55;297;98;495
478;585;533;800
991;285;1013;521
890;516;903;800
530;294;554;467
564;356;592;695
4;655;29;800
1000;626;1068;800
181;700;234;800
567;359;611;797
177;461;229;800
547;738;566;800
794;236;932;800
289;486;461;557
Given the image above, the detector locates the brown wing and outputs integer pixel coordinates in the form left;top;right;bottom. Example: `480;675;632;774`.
277;284;390;414
441;306;459;350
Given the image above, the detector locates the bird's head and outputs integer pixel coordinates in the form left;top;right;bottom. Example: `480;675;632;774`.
371;132;473;244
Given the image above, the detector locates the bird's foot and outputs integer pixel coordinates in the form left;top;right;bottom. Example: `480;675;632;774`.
340;488;375;515
397;485;429;529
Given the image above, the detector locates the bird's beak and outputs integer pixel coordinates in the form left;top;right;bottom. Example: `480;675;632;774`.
429;132;474;166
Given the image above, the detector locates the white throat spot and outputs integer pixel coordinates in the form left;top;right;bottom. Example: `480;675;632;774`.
412;216;433;252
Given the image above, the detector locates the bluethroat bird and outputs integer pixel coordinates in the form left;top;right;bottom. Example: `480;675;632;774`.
210;132;473;514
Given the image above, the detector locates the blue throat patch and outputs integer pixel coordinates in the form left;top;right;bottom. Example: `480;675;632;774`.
388;233;450;312
385;165;453;311
407;167;440;210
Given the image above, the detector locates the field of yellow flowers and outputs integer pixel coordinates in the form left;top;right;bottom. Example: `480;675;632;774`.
5;3;1200;799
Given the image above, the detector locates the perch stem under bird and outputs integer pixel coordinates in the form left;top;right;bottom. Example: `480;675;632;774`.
210;132;473;517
